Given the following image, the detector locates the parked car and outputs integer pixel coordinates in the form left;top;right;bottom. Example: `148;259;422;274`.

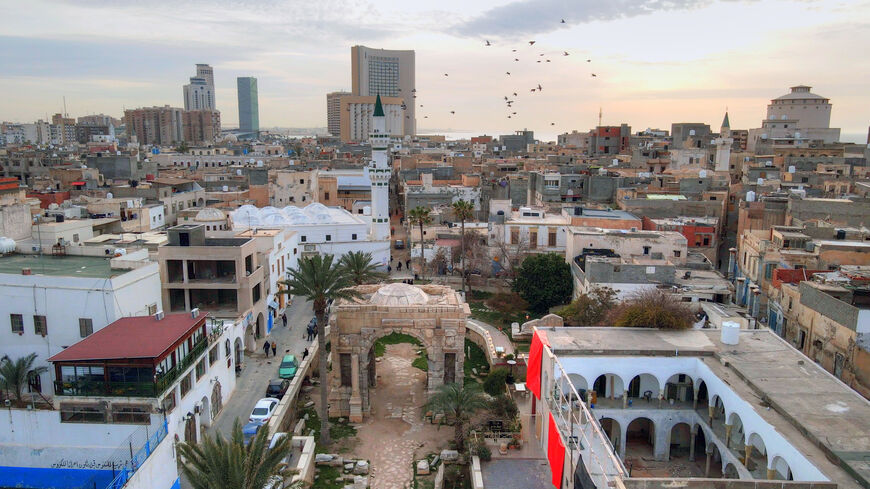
394;239;405;249
249;397;280;424
243;421;264;445
278;354;298;380
266;378;290;399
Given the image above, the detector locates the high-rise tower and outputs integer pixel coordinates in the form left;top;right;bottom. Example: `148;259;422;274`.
351;45;415;136
237;77;259;139
367;94;391;241
183;64;216;111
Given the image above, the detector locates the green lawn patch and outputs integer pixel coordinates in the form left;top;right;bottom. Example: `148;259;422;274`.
412;349;429;371
311;465;343;489
374;332;422;357
463;338;489;385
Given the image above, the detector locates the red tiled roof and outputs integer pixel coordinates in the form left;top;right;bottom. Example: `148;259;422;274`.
48;313;206;363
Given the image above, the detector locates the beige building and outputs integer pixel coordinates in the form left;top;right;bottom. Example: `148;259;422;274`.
339;94;404;143
271;169;315;206
326;91;350;137
351;45;415;136
158;224;268;350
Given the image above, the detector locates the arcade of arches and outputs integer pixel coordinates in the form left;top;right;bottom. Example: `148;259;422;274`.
327;283;469;422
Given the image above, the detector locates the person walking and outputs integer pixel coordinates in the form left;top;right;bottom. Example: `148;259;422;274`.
271;340;277;357
405;259;410;270
262;340;270;357
306;324;314;341
281;313;287;328
397;261;402;271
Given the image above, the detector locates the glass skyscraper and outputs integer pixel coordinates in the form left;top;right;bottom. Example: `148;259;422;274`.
236;77;259;139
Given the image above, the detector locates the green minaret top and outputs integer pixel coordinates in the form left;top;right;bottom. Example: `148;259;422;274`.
373;93;385;117
721;112;730;129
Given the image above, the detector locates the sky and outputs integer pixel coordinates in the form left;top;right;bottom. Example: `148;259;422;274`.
1;0;869;142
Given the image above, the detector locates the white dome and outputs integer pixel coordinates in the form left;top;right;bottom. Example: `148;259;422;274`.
195;208;226;222
260;206;282;218
232;205;262;228
370;283;429;306
261;213;288;226
303;203;329;215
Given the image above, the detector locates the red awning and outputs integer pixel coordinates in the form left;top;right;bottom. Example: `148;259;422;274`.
548;412;566;488
71;181;86;186
527;329;549;400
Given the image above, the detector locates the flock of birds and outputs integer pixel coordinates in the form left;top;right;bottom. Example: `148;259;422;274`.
411;18;598;125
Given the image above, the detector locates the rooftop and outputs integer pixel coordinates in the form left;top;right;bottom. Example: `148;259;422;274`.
49;312;205;362
0;254;123;278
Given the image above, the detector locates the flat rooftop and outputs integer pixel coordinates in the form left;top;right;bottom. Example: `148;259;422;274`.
0;254;122;278
542;327;870;489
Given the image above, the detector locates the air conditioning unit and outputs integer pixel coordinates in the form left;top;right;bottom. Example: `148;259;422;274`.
191;308;200;318
154;310;165;321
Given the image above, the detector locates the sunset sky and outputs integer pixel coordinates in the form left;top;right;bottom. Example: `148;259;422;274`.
2;0;868;141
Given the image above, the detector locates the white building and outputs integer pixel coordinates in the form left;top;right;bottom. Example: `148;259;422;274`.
183;63;216;111
0;250;161;401
489;205;569;253
747;85;841;151
368;94;391;241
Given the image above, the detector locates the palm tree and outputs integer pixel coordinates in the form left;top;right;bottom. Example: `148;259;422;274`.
407;206;432;279
279;254;358;446
451;200;475;295
178;419;301;489
0;353;47;404
339;251;387;286
426;382;489;450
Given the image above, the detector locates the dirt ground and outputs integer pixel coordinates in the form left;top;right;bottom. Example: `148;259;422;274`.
354;343;450;489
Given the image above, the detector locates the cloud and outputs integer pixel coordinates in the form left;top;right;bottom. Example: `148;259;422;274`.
451;0;736;38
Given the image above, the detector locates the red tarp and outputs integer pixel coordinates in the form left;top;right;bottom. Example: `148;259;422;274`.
527;329;549;400
548;412;566;488
71;181;86;186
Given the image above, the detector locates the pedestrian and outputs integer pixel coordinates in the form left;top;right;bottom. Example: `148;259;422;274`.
271;340;277;357
387;265;392;273
397;262;402;271
306;325;314;341
302;348;309;361
263;340;270;357
406;259;410;270
281;313;287;328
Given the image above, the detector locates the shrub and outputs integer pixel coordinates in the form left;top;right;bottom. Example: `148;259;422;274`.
476;444;492;461
513;253;572;313
483;368;510;396
489;394;519;421
608;289;694;329
485;292;528;316
555;287;617;326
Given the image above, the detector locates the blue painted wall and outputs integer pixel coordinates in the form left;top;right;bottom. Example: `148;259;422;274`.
0;466;114;489
170;478;181;489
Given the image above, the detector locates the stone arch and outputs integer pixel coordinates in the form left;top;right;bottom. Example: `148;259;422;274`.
327;283;467;422
599;417;622;457
625;417;655;459
199;395;211;427
668;422;692;460
696;379;709;406
235;336;245;364
723;463;740;479
770;454;792;480
210;381;223;420
197;198;204;206
746;432;768;476
626;373;659;402
255;312;264;339
592;373;625;400
710;394;726;425
707;442;724;478
727;411;746;450
244;322;256;351
558;373;587;399
664;373;694;403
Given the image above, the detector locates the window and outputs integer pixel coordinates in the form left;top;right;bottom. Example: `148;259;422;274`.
352;234;357;240
111;405;151;424
674;250;681;257
253;284;261;303
180;373;193;398
548;231;557;247
28;371;42;393
10;314;23;334
79;318;93;337
326;234;332;242
60;403;107;424
147;303;158;315
703;237;710;246
72;233;80;243
33;315;47;336
510;228;519;245
209;346;219;366
324;192;330;200
300;235;307;242
161;392;176;413
642;246;651;255
340;354;352;387
529;231;537;250
195;359;206;380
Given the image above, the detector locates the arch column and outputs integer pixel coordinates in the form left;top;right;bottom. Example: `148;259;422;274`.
689;425;698;462
708;404;714;426
705;444;714;477
654;420;669;461
744;444;753;466
619;420;628;460
622;390;629;409
349;353;362;423
725;424;733;448
693;389;699;410
767;468;776;480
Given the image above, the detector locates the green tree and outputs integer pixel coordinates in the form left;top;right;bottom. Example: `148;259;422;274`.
407;206;432;279
609;289;694;329
426;382;489;450
451;200;475;295
513;253;572;313
279;254;358;445
174;141;189;154
0;353;47;404
482;367;510;396
177;419;300;489
556;287;617;326
339;250;387;285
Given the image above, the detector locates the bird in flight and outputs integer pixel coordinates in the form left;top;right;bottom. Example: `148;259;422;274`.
514;58;519;61
591;73;597;77
561;18;566;23
485;40;491;46
546;59;551;63
528;41;536;45
530;88;536;92
551;122;556;125
537;60;541;63
539;53;545;56
444;73;449;76
587;59;591;63
506;71;511;75
512;92;517;96
512;49;517;52
537;84;542;91
563;51;570;56
504;96;509;100
450;110;455;114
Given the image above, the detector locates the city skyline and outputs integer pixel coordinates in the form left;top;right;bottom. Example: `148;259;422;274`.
1;0;869;141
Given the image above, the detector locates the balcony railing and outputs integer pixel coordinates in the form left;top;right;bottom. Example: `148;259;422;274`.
155;339;208;393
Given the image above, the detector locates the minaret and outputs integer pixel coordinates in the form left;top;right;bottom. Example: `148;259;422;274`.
714;111;733;172
368;94;391;241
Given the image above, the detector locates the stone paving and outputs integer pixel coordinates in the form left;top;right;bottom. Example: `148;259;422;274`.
354;343;450;489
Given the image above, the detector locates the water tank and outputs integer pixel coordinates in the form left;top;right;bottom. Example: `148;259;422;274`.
107;192;114;199
794;132;801;139
222;185;229;192
757;178;764;186
721;321;740;345
746;190;756;202
362;206;372;216
788;166;796;173
257;160;264;167
236;169;242;175
699;170;707;178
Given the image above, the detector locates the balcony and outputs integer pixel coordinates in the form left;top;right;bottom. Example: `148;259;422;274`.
155;339;208;393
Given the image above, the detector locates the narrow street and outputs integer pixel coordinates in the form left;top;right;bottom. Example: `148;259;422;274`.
208;298;316;438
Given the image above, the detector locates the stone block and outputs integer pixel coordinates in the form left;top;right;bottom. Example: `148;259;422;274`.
440;449;459;462
353;475;368;489
315;453;335;464
353;460;370;474
416;459;430;475
344;462;354;472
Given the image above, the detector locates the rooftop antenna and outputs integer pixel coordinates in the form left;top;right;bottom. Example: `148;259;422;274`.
598;107;602;128
63;96;67;118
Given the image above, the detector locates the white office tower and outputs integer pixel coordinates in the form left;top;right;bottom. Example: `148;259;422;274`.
368;94;391;241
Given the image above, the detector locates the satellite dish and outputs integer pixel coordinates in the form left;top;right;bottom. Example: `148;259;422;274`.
689;129;696;136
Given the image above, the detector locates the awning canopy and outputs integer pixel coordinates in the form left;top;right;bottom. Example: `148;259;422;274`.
71;181;86;186
268;299;279;309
